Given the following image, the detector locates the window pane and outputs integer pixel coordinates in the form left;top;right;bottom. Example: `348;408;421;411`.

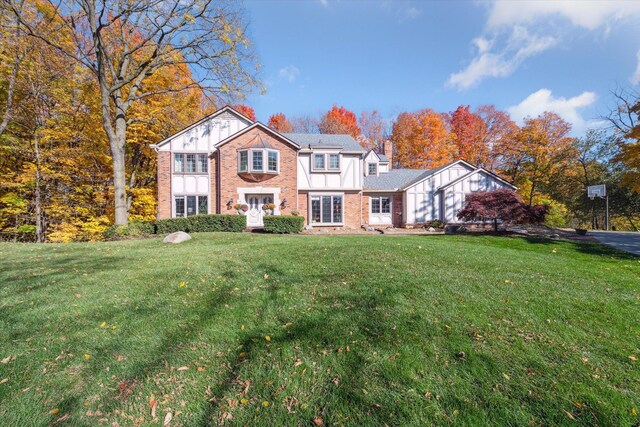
311;197;321;223
322;196;331;223
198;196;208;215
174;154;184;173
371;197;380;214
239;151;248;172
332;196;342;223
268;151;278;172
175;197;185;217
198;154;208;173
186;154;196;173
329;154;340;169
186;196;197;216
252;150;263;171
381;197;391;213
314;154;325;169
368;163;377;175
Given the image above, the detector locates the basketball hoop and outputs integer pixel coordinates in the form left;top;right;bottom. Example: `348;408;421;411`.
587;185;609;230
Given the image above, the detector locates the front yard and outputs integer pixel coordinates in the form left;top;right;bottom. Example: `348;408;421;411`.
0;234;638;426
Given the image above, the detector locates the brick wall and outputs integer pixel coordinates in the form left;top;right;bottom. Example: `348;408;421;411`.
218;128;298;214
297;192;308;224
210;153;219;213
392;193;404;227
344;191;361;228
383;140;393;169
157;151;171;219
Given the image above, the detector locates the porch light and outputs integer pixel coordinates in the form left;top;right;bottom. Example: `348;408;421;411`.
226;199;234;209
280;199;288;209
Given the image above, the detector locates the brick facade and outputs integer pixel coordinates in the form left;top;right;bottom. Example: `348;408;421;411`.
217;128;298;215
157;151;171;219
298;191;362;229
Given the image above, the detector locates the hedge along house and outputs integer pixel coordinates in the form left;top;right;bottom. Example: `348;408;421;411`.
151;106;516;228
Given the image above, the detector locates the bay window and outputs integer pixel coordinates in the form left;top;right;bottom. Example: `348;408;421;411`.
237;149;279;174
175;195;208;217
311;195;343;224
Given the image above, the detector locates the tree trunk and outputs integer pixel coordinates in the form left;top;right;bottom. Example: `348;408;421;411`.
625;214;638;232
494;218;498;232
33;129;44;243
110;134;128;226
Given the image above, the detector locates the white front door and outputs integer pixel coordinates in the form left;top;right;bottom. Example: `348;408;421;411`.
245;194;274;227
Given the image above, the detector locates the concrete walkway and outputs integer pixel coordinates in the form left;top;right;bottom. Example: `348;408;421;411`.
590;230;640;256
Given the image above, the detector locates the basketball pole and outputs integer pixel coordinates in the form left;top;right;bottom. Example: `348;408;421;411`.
605;194;609;231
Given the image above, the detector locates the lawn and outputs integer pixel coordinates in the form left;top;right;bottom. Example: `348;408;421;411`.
0;233;639;426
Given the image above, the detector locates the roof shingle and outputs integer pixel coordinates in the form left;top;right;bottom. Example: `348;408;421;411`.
283;133;365;152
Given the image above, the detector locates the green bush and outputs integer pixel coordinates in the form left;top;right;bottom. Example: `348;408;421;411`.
424;220;445;229
155;214;246;234
103;221;155;241
263;215;305;234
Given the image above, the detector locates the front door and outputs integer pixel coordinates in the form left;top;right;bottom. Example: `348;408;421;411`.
246;194;274;227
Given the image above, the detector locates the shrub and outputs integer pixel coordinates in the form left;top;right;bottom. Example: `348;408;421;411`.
457;189;548;231
290;209;300;216
155;214;246;234
103;221;155;241
263;215;305;234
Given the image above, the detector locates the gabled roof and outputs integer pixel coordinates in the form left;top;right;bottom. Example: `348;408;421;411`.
284;133;365;152
216;122;300;149
377;153;390;163
152;105;254;148
437;168;517;191
364;169;426;191
400;160;476;189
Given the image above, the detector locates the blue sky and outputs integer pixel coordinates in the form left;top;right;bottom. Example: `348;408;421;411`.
243;0;640;136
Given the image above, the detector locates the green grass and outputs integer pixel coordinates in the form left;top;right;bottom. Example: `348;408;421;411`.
0;234;639;426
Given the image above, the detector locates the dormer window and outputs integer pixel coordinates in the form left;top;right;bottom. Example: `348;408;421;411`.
312;153;341;172
368;163;378;176
238;149;279;174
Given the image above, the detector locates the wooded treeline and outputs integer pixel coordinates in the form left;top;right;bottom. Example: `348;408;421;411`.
1;2;639;242
267;100;640;231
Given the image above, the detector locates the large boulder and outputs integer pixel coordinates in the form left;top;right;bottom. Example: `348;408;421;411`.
163;231;191;244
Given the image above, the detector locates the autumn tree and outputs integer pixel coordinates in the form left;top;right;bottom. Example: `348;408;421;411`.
448;105;489;167
290;115;319;133
267;112;293;133
234;104;257;122
319;105;361;139
457;189;548;231
358;110;386;151
607;87;640;192
7;0;262;225
476;105;518;172
390;109;455;169
500;112;576;206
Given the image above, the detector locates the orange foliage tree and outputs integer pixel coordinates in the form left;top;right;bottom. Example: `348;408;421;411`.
391;109;455;169
318;105;361;139
234;104;256;122
267;112;293;132
448;105;489;167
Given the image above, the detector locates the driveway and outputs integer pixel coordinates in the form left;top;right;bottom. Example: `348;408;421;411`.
590;230;640;256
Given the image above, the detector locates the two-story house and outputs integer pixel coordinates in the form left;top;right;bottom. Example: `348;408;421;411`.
151;106;515;228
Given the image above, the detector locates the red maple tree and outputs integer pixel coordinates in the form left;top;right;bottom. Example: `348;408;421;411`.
267;112;293;133
318;105;361;139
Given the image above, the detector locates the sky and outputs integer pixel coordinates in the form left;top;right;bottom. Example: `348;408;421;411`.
242;0;640;136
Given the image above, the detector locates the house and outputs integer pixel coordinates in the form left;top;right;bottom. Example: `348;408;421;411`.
151;106;516;228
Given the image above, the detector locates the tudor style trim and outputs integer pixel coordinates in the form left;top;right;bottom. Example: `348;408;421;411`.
437;168;517;191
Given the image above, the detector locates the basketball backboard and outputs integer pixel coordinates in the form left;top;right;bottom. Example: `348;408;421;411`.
587;184;606;199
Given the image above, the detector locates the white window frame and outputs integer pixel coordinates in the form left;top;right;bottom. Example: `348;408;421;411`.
238;150;248;172
174;195;208;217
370;195;391;214
309;193;344;225
173;152;208;175
238;149;279;174
311;152;341;172
368;162;378;176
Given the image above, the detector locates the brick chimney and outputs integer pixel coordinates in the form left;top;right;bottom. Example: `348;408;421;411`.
383;140;393;169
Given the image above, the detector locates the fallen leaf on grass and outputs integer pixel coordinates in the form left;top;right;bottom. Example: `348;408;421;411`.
313;416;323;426
629;355;637;361
177;366;189;371
240;398;249;405
49;408;60;415
179;281;186;288
1;355;15;364
100;322;106;328
262;401;270;407
84;354;91;360
265;336;271;342
502;373;510;380
563;410;575;420
163;412;172;426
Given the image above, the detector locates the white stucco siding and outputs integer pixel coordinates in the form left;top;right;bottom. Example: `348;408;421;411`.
297;152;362;190
404;163;513;224
404;163;474;224
157;113;251;153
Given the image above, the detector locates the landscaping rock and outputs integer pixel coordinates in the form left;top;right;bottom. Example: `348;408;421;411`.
549;233;560;239
163;231;191;244
362;226;375;232
305;225;313;231
428;227;436;232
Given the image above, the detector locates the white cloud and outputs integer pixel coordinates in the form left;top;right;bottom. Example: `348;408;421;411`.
278;65;300;83
507;89;597;134
318;0;328;7
631;49;640;86
448;27;557;90
399;6;422;22
487;0;640;30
